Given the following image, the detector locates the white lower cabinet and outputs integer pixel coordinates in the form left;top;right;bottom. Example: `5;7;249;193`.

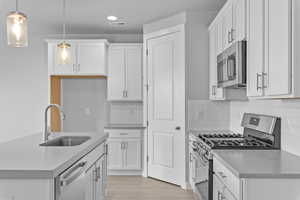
85;155;106;200
213;156;300;200
106;129;142;174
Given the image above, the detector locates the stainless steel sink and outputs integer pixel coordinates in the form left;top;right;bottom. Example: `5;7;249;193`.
40;136;91;147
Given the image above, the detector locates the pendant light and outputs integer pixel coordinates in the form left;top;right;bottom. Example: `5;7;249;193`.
57;0;71;65
7;0;28;47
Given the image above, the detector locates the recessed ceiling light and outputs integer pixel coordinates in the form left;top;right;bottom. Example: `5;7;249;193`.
107;16;118;21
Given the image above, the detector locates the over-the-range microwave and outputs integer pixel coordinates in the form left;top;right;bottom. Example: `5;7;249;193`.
217;40;247;88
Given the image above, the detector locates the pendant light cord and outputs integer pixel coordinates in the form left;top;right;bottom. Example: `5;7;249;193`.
16;0;18;12
62;0;66;40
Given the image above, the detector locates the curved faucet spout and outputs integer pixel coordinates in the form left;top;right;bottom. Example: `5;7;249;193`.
44;104;65;142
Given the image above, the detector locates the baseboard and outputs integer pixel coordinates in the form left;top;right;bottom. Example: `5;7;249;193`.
108;170;143;176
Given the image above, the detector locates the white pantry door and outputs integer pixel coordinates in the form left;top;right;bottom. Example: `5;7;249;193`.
146;29;185;186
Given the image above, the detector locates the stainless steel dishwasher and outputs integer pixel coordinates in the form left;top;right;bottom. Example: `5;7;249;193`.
55;158;89;200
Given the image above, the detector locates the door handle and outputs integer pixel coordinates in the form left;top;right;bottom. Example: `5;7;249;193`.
262;72;268;89
256;73;262;91
72;64;76;72
175;126;181;130
228;31;231;43
231;28;235;42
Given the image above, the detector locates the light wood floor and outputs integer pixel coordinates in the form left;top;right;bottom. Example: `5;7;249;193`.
106;176;195;200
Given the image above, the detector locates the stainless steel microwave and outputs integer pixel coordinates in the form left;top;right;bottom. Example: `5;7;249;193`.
217;41;247;88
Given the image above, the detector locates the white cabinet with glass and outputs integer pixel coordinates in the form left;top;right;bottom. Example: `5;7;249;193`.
107;44;143;101
47;39;109;76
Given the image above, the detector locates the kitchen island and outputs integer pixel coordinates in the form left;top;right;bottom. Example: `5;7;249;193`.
0;132;108;200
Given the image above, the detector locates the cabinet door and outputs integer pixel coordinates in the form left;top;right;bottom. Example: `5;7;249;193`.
247;0;264;97
95;159;103;200
209;26;224;100
233;0;246;41
123;139;141;170
216;20;224;55
125;46;143;101
209;26;217;100
85;165;96;200
52;43;76;74
107;139;123;170
264;0;291;96
107;47;126;100
77;43;107;75
101;154;107;197
223;2;233;48
213;175;224;200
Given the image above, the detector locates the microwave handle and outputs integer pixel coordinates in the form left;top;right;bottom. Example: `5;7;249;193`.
227;59;232;78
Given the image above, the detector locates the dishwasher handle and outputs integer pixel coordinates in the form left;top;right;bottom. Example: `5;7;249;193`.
60;161;87;187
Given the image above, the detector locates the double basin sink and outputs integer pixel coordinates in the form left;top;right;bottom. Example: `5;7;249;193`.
40;136;90;147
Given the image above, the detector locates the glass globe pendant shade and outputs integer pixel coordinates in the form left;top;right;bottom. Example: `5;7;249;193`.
57;41;71;65
7;11;28;47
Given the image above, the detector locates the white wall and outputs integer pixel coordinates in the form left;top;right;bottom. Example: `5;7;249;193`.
230;100;300;156
0;33;49;143
0;32;142;143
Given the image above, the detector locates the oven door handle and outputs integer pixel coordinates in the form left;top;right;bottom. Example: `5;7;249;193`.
192;152;208;166
60;161;87;187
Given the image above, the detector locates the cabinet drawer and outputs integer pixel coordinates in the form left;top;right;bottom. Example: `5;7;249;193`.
214;158;240;198
106;129;142;138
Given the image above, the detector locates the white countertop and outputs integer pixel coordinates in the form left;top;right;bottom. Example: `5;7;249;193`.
0;132;108;179
213;150;300;179
104;124;146;129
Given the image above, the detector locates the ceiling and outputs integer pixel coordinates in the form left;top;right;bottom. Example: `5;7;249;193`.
0;0;226;34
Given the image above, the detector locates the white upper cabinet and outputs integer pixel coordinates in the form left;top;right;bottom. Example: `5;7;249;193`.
247;0;295;98
107;44;142;101
47;39;108;76
77;42;108;75
247;0;265;97
212;0;247;54
223;2;234;49
233;0;247;41
209;25;224;100
264;0;291;96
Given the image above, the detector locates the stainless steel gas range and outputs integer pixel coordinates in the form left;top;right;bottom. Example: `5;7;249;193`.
189;113;281;200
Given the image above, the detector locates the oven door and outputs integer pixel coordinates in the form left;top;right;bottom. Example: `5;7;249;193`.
190;149;211;200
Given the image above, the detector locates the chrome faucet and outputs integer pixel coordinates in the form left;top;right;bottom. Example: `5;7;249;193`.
44;104;65;142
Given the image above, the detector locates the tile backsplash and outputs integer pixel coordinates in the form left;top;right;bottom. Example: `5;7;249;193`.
188;100;230;130
230;99;300;156
108;102;143;125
